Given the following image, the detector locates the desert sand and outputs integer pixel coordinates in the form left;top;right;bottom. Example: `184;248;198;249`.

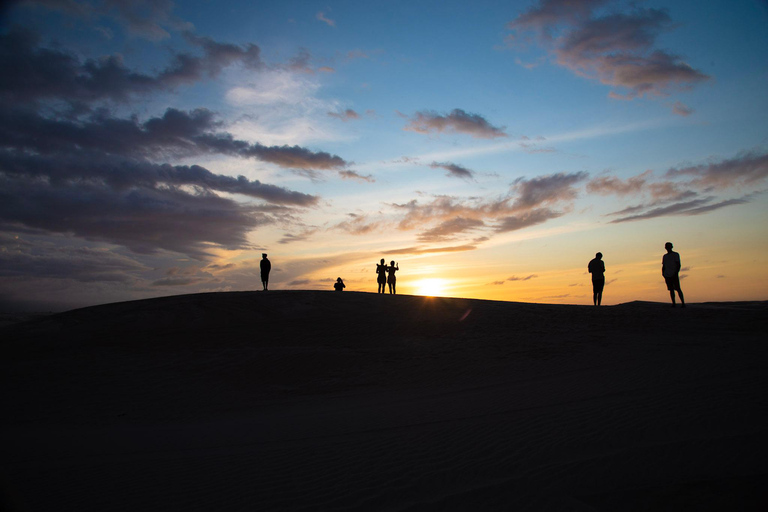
1;291;766;511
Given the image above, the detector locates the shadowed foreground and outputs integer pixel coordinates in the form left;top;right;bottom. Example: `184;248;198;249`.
1;291;766;511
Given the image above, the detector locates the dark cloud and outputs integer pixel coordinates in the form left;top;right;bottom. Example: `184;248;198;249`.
0;173;270;257
0;234;148;283
0;27;262;105
429;161;476;180
404;109;507;139
416;217;485;243
0;105;348;171
507;2;709;104
0;151;318;206
665;151;768;189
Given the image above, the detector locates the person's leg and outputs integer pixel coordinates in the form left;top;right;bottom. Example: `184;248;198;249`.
597;291;602;306
593;292;597;306
669;290;676;306
678;287;685;307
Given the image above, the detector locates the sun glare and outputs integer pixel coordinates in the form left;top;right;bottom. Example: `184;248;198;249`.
416;278;447;297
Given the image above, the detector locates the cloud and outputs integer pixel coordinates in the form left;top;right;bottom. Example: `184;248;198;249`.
278;229;319;244
0;27;262;105
382;244;478;255
316;11;336;27
587;170;650;195
333;213;381;235
404;109;508;138
0;151;319;206
0;174;270;258
338;170;375;182
496;207;563;232
608;196;750;223
665;151;768;189
22;0;193;41
151;277;206;286
672;101;694;116
327;109;360;121
428;161;476;180
0;106;349;171
0;234;148;283
416;217;485;243
507;274;538;281
511;171;588;209
390;171;586;238
506;2;709;103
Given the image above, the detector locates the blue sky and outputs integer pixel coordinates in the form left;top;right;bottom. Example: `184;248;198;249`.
1;0;767;310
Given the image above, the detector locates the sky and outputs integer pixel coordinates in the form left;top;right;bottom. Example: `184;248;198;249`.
1;0;767;311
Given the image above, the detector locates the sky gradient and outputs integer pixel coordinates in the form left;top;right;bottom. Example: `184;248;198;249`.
1;0;767;311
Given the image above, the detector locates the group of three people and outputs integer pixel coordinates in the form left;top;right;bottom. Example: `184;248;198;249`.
588;242;686;307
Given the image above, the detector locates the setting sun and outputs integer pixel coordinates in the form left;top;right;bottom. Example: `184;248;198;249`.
416;279;448;297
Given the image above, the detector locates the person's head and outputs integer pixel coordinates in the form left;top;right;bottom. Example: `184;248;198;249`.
380;258;385;264
665;242;673;251
262;253;268;258
596;252;602;259
337;277;343;282
390;261;395;266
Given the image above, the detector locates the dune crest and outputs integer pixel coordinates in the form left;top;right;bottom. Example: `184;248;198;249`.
2;291;766;510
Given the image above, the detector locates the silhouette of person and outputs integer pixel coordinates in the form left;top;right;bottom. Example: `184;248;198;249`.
588;252;605;306
260;253;271;291
334;277;345;291
387;261;399;294
376;259;387;293
662;242;685;307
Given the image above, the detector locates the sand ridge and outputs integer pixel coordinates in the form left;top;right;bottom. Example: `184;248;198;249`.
1;291;766;510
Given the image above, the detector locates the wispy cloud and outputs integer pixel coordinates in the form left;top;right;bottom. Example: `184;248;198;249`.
327;109;360;121
665;151;768;189
507;274;538;281
316;11;336;27
428;161;476;180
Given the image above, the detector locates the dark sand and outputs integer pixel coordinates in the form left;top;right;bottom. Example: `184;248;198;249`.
1;291;766;511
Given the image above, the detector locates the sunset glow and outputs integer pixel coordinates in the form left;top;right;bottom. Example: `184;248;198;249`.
415;279;449;298
0;1;766;311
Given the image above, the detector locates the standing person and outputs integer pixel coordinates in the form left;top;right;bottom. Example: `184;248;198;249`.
376;259;387;294
588;252;605;306
334;277;345;291
662;242;685;307
260;253;271;291
387;261;399;295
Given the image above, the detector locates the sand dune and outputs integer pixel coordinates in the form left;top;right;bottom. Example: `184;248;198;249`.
1;291;766;511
